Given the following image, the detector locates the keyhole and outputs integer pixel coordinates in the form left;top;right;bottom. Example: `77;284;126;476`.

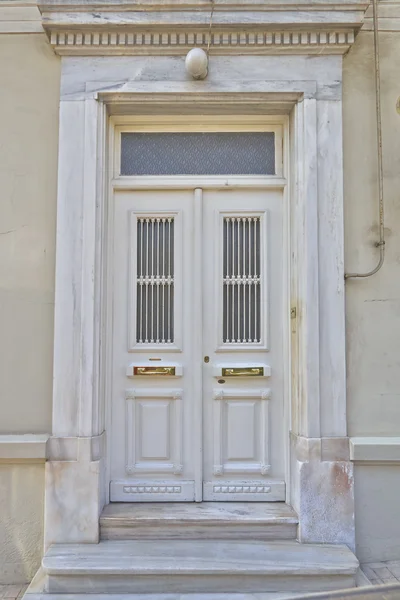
204;356;210;363
218;379;225;384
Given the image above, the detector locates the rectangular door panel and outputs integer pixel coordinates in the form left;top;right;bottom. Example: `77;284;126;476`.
212;388;270;474
125;389;183;474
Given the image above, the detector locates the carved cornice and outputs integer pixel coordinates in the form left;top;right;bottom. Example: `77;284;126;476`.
47;29;358;55
39;0;368;56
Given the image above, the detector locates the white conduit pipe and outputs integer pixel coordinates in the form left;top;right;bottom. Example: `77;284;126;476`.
345;0;385;279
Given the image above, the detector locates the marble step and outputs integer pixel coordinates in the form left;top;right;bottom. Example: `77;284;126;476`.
23;569;304;600
100;502;299;541
42;539;359;594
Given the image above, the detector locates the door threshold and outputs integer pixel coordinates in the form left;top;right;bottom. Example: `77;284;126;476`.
100;502;298;541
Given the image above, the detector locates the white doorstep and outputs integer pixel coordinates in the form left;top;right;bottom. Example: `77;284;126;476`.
100;502;298;541
42;539;359;594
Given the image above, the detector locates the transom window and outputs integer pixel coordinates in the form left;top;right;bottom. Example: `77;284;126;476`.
120;132;276;176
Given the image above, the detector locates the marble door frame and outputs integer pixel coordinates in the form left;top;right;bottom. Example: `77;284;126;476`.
44;74;353;550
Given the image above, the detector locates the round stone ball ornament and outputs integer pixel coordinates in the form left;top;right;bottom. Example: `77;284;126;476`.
185;48;209;80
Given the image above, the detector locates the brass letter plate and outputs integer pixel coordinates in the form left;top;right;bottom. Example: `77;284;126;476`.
134;366;176;376
222;367;264;377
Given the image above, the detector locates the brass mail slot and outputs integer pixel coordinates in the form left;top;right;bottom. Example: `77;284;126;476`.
134;366;176;376
222;367;264;377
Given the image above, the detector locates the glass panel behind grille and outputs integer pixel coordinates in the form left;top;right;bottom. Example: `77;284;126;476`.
121;132;275;176
136;217;174;344
223;217;261;344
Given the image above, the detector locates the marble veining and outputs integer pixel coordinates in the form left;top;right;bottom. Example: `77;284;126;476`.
100;501;298;523
43;539;359;575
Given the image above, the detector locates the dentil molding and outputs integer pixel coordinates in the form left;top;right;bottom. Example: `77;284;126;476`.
46;29;359;55
39;0;368;56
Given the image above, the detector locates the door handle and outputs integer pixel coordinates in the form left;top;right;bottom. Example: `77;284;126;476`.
222;367;264;377
133;366;176;376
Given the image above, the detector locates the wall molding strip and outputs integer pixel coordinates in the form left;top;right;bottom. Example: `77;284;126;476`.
0;2;43;34
0;434;49;462
350;437;400;464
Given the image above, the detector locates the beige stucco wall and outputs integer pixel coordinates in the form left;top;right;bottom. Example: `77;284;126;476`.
344;31;400;437
0;463;45;583
0;33;59;435
343;31;400;562
353;464;400;563
0;34;60;583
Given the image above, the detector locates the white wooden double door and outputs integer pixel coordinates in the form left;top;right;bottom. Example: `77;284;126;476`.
110;187;285;501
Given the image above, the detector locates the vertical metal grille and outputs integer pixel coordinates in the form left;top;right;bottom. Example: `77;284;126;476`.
136;217;174;344
223;217;261;344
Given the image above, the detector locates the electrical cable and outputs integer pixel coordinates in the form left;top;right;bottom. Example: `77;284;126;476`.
206;0;215;57
345;0;385;279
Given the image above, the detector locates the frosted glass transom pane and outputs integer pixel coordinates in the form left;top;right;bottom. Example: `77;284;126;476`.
121;132;275;176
